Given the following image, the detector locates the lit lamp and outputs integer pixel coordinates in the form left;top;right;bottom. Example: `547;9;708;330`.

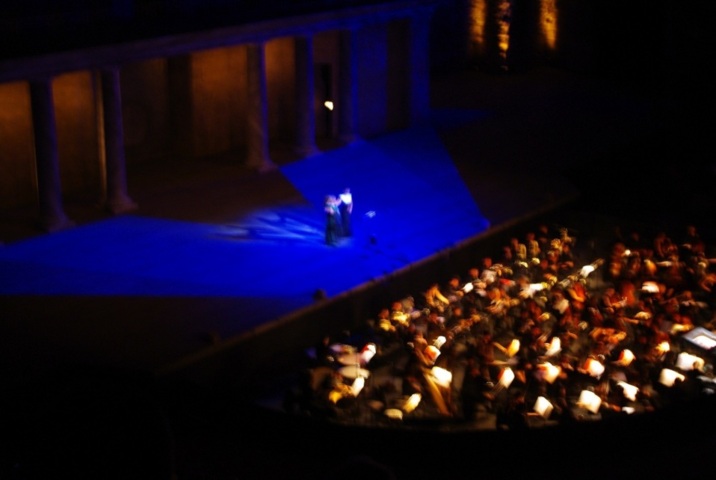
659;368;685;387
328;389;344;404
424;345;441;364
350;375;366;397
402;393;422;414
538;362;561;384
324;100;334;111
579;259;603;278
578;390;602;414
498;367;515;389
616;349;635;366
584;358;605;379
616;381;639;401
524;282;547;298
534;396;554;419
384;408;403;420
545;337;561;357
494;338;521;358
507;339;520;358
431;366;453;388
671;323;693;334
634;311;652;321
676;352;705;371
656;341;670;355
686;329;716;350
360;343;377;365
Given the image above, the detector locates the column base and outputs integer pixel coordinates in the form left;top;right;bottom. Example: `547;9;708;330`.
39;214;75;233
339;133;362;145
255;161;278;174
294;145;321;158
107;195;138;215
248;157;277;174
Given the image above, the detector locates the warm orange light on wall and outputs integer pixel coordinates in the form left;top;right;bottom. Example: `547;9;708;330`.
540;0;558;51
496;0;511;66
469;0;487;56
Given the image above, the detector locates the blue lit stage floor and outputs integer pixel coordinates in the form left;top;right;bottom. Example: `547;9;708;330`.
1;127;489;297
0;126;505;374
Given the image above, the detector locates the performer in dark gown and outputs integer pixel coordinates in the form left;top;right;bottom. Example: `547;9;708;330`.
324;195;341;246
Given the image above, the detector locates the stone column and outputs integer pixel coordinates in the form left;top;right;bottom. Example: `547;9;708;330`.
293;35;320;157
338;28;360;144
29;78;74;232
246;43;276;172
408;10;433;127
100;67;137;214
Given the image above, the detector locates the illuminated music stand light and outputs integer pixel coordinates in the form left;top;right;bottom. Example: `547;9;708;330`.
579;259;603;278
616;381;639;402
384;408;403;420
498;367;515;390
584;358;605;379
431;366;453;389
684;327;716;350
676;352;705;371
578;390;602;414
360;343;377;365
659;368;685;387
402;393;422;414
424;345;441;364
350;375;366;397
526;282;547;298
545;337;561;357
534;396;554;419
616;349;635;367
538;362;561;384
493;339;520;361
